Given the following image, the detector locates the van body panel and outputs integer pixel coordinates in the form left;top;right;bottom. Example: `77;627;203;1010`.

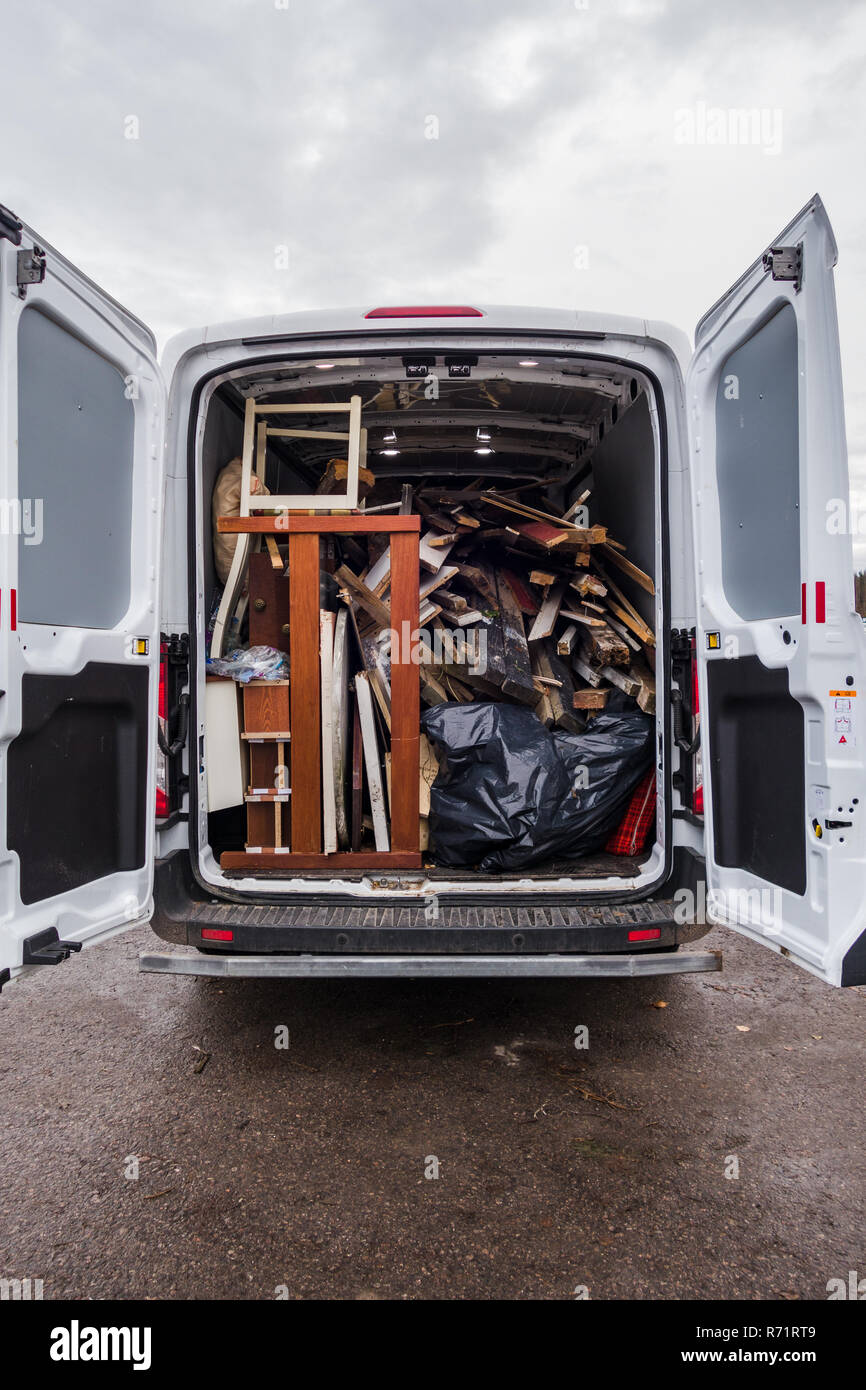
688;194;866;986
0;212;165;985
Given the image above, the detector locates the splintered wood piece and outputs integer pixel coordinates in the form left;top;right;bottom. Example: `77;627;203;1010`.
605;612;641;652
500;568;539;617
421;673;451;705
560;608;605;629
529;570;558;588
573;688;609;710
320;610;337;854
419;565;459;601
419;530;456;572
288;531;322;852
428;531;461;548
570;571;607;599
599;664;641;697
508;520;572;550
630;659;656;714
455;562;498;607
587;623;632;668
606;596;656;648
315;457;375;499
494;568;538;706
600;543;655;595
534;642;583;733
572;655;603;688
528;584;564;642
557;624;577;657
335;565;391;630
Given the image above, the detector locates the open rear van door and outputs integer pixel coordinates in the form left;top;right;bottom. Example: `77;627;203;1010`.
0;205;165;992
687;194;866;986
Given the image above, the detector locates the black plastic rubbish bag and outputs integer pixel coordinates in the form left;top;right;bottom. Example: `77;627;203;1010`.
421;696;655;870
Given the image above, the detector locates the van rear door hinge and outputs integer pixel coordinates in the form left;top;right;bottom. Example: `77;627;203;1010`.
22;927;83;966
17;245;46;298
762;243;802;292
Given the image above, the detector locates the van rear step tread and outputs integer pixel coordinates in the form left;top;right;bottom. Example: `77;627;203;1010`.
186;899;673;930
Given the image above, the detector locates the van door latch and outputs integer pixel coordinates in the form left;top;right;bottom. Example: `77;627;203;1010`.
17;245;46;298
22;927;83;966
762;243;802;292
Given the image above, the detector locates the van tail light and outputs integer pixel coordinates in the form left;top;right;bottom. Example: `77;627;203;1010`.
156;644;170;819
364;305;483;319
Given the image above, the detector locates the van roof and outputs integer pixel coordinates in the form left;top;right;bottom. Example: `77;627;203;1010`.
161;305;692;382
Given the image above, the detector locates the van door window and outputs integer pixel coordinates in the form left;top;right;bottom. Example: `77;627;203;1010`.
714;301;799;620
17;306;135;628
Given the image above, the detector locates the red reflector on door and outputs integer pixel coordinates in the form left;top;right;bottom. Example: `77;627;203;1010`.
815;581;826;623
364;305;483;318
201;928;234;942
801;581;807;624
628;928;661;942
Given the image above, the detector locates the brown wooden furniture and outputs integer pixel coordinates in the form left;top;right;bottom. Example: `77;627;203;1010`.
219;514;421;871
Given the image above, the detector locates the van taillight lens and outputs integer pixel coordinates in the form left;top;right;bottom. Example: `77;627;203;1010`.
364;305;483;318
156;643;169;819
628;928;661;942
202;928;233;942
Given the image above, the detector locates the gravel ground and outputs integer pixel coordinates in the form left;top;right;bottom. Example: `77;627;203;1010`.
0;923;863;1300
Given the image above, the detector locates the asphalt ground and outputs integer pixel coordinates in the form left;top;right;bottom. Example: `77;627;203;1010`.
0;923;863;1300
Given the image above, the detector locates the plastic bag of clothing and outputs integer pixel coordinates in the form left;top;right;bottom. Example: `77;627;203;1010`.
421;696;655;870
206;645;290;684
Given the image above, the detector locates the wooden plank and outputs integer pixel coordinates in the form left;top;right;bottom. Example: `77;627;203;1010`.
600;543;655;595
389;529;421;853
532;642;583;733
220;851;423;870
217;515;421;534
573;688;609;710
265;535;283;570
355;673;389;851
560;608;605;629
630;659;656;714
335;565;391;629
599;664;641;696
289;531;322;853
500;568;539;616
529;569;558;587
493;567;538;706
586;623;632;668
351;698;363;852
572;655;603;688
557;624;577;657
320;610;337;854
528;583;564;642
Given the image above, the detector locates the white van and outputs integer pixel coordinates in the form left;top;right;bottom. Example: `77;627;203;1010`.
1;193;864;992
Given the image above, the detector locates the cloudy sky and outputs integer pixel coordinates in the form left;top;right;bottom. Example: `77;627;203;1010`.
5;0;866;553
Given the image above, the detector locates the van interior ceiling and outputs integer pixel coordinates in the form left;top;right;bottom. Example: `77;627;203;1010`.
195;351;664;894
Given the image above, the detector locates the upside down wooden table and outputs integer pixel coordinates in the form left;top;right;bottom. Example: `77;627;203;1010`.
216;513;421;871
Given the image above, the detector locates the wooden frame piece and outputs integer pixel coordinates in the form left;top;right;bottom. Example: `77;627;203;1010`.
220;513;421;872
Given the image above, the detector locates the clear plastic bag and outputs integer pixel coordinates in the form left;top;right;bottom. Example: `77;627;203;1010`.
206;645;290;684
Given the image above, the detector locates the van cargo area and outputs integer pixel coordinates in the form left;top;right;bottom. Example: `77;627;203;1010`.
192;348;668;900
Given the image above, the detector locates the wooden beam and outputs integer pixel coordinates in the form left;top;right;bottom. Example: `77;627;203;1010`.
289;531;322;852
217;515;421;534
389;529;421;853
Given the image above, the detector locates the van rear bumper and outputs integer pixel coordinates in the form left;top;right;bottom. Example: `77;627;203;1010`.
152;850;711;958
140;948;721;979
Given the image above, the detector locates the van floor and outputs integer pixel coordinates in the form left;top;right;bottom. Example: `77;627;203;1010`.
219;851;648;881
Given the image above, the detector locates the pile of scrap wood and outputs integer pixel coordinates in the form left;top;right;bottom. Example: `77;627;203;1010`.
333;482;656;736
